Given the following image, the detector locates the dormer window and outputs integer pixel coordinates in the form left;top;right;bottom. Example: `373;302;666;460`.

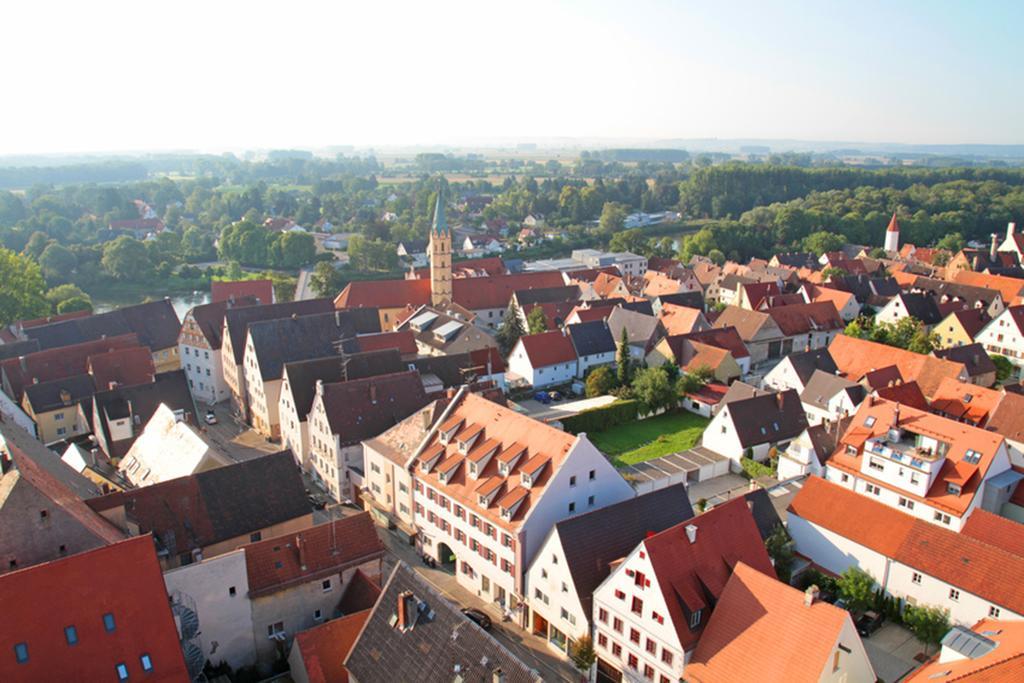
947;482;962;496
521;472;532;487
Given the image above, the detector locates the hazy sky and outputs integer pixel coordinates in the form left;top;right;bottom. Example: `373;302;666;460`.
3;0;1022;154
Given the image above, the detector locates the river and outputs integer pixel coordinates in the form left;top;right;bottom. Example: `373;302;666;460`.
92;291;211;320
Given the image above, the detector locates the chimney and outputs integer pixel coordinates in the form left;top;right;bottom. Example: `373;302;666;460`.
775;391;785;409
291;313;298;320
992;234;999;261
315;379;324;396
296;534;307;570
18;356;27;373
370;384;378;403
335;309;341;327
804;584;820;607
1008;222;1017;241
685;524;698;544
492;669;506;683
397;590;414;631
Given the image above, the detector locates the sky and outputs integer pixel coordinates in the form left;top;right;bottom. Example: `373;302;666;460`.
2;0;1022;154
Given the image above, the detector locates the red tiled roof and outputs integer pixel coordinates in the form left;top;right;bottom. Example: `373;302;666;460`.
211;278;274;305
293;610;371;683
336;272;564;312
765;301;844;336
686;562;854;683
87;346;156;390
356;330;417;356
887;211;900;233
1;334;141;401
518;330;577;368
0;536;188;682
874;380;930;410
953;273;1024;306
643;496;774;651
244;514;384;597
17;309;92;330
829;335;967;397
337;568;382;614
929;377;1001;425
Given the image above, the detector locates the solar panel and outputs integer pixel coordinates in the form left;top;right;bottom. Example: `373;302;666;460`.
434;320;462;341
410;311;438;331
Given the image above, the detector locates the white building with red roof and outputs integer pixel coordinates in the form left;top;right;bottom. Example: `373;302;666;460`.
412;391;634;622
590;497;775;683
974;304;1024;381
507;329;578;388
823;397;1014;531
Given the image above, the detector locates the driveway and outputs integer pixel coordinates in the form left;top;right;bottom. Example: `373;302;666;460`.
513;395;617;421
193;402;282;464
862;623;925;682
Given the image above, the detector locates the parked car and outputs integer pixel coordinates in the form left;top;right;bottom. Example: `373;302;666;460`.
204;410;218;425
549;390;563;401
856;610;884;637
461;607;492;631
533;391;551;404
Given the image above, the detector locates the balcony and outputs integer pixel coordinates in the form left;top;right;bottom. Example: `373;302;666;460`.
865;437;940;469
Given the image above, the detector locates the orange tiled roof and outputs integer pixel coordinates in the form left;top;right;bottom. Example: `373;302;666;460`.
929;377;1002;425
686;562;854;683
829;398;1005;516
953;271;1024;306
828;335;967;398
905;619;1024;682
660;303;706;336
292;609;371;683
415;393;576;532
962;509;1024;558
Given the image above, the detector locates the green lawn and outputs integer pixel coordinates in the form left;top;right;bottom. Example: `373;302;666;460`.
588;411;709;467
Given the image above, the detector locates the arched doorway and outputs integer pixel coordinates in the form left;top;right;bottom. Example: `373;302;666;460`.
437;542;457;574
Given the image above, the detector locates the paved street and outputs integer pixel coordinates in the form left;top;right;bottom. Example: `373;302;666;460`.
375;526;583;682
194;402;281;463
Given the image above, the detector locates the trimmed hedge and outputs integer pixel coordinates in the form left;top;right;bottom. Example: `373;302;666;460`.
740;456;774;479
561;399;639;435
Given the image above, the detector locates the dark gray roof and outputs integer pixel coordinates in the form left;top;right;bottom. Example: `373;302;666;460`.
740;488;783;541
772;252;818;268
785;349;838;386
831;275;900;304
514;285;581;307
186;296;259;349
345;562;541;683
566;320;615;357
91;370;195;457
410;352;496;388
0;339;40;362
910;277;1003;307
554;484;694;620
223;298;335;364
247;311;369;381
718;381;769;409
607;306;664;347
893;293;944;326
23;373;96;414
799;370;865;411
283;350;405;419
941;625;997;660
24;299;181;352
718;274;758;291
933;343;997;379
320;371;429;445
654;292;703;312
720;389;808;448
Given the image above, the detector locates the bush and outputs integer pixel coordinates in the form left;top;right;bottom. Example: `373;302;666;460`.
561;399;639;435
740;456;773;479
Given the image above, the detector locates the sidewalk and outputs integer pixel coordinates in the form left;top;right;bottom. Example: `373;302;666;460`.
377;527;582;682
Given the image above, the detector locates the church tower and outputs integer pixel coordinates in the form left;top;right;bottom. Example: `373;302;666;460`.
429;188;452;306
884;211;900;253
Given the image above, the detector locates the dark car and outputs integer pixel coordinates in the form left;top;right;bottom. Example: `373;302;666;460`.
533;391;551;404
549;390;563;401
461;607;492;631
856;610;884;637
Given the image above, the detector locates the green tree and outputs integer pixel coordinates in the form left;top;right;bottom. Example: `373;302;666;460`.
57;296;93;314
38;243;77;284
309;261;344;298
609;228;647;255
102;236;152;281
45;284;91;311
632;367;676;416
495;303;526;357
616;327;633;386
991;354;1014;383
570;634;597;674
599;202;628;235
837;567;875;613
526;306;548;334
22;231;52;260
585;366;617;397
903;604;950;655
277;231;316;268
677;364;712;395
803;230;847;255
765;524;795;583
707;248;726;266
935;232;965;252
0;248;49;326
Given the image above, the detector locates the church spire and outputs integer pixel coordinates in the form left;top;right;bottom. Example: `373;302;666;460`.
432;186;448;237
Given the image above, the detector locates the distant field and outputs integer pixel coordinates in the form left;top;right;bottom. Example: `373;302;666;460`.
588;411;708;466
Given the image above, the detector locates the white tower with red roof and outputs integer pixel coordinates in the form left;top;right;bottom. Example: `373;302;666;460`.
884;211;900;253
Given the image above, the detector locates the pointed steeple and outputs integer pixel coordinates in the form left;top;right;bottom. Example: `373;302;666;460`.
886;211;899;233
432;187;448;237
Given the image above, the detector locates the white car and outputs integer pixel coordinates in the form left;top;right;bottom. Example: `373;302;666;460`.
204;411;218;425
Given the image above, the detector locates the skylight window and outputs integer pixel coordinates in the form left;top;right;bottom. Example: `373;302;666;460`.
963;449;982;465
864;416;876;427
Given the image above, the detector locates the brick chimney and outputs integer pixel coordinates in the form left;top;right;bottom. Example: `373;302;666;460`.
775;392;785;409
397;590;414;631
1008;222;1017;242
296;534;307;570
992;234;999;261
685;524;698;544
804;584;820;607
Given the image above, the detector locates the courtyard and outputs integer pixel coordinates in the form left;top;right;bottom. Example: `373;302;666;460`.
588;411;709;466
